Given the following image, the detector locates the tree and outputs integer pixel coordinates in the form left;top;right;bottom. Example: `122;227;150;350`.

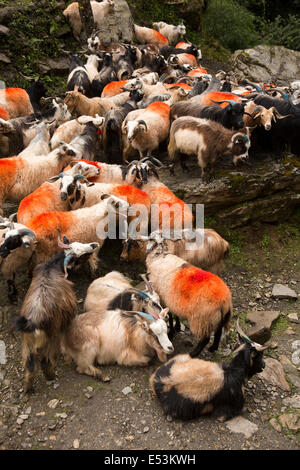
78;0;95;41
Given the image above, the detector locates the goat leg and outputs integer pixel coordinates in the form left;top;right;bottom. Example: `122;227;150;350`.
24;352;37;393
190;336;210;357
208;325;223;352
168;312;176;339
40;357;56;381
7;276;17;303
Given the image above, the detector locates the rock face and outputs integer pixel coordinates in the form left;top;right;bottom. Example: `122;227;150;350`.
230;45;300;84
95;0;133;43
259;358;290;391
159;158;300;228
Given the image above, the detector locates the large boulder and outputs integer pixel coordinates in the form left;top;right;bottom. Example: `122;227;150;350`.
230;45;300;84
159;157;300;227
95;0;133;43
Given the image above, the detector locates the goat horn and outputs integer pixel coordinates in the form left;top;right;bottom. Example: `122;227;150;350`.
236;319;268;351
57;228;70;249
140;274;154;293
9;213;17;222
17;228;37;240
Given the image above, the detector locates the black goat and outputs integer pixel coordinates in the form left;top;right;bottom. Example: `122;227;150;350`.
170;100;245;130
251;94;299;155
160;44;200;60
27;80;47;114
103;89;144;164
14;232;99;393
91;53;117;97
115;47;134;81
150;322;267;421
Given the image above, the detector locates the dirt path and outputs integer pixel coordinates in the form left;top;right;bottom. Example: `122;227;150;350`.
0;222;299;451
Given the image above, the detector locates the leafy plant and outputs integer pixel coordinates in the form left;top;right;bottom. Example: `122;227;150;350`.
261;14;300;51
203;0;260;51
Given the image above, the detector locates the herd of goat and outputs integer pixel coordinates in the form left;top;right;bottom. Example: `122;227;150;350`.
0;2;299;422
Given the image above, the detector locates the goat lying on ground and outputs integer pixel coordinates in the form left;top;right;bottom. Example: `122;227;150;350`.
61;307;173;380
150;320;267;421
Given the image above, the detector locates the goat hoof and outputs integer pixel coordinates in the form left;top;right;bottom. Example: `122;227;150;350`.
208;346;217;353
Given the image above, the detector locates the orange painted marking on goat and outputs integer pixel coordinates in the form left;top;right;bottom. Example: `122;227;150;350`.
187;66;208;76
112;185;150;209
153;30;168;45
180;53;197;66
18;183;57;223
147;101;170;118
101;80;129;98
0;107;9;120
201;91;242;108
175;42;189;49
0;157;24;186
171;265;230;306
165;83;192;90
27;211;76;239
147;186;193;229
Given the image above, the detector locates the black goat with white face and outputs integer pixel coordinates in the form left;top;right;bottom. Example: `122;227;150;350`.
67;54;91;96
91;53;117;97
150;321;266;421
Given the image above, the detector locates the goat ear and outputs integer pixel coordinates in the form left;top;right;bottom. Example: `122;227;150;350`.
63;235;70;245
159;308;169;320
100;193;111;200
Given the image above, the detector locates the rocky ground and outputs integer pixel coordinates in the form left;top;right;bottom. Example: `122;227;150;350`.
0;212;299;451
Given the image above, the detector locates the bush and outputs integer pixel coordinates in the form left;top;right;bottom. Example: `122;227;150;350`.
261;14;300;51
203;0;260;51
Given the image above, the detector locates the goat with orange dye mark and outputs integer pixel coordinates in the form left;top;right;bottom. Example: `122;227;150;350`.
168;53;198;67
144;232;233;356
0;143;79;216
121;228;230;276
198;91;243;108
122;101;171;161
134;24;168;47
101;80;129;98
17;162;100;225
27;195;130;267
0;88;33;119
0;107;9;120
132;157;193;231
187;66;208;77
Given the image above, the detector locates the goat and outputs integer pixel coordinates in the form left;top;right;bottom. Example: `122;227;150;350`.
122;101;171;160
168;117;251;178
17;168;94;225
150;321;267;421
141;87;189;108
91;53;117;97
67;54;91;96
50;114;103;150
153;22;186;47
26;195;130;267
160;44;201;61
61;116;105;160
0;87;34;118
64;158;147;186
170;99;246;130
0;215;37;301
168;53;197;67
84;54;101;83
114;47;135;81
196;91;243;108
0;99;71;158
64;90;129;118
63;0;115;41
143;231;233;356
60;180;151;235
129;157;193;231
103;88;144;164
27;79;48;114
84;271;163;316
18;122;51;158
0;142;79;215
243;101;290;131
134;24;168;47
247;94;299;154
61;306;172;380
14;231;99;392
101;80;129;98
121;228;230;275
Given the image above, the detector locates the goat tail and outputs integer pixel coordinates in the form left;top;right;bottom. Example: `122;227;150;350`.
14;316;36;333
